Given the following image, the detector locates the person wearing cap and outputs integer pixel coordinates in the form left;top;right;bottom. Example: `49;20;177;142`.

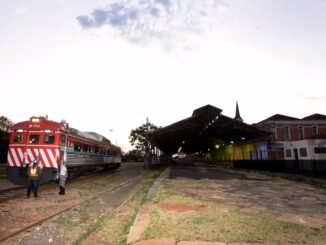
58;160;68;195
27;157;42;198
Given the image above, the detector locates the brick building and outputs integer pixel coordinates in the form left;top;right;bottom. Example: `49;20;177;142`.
254;113;326;160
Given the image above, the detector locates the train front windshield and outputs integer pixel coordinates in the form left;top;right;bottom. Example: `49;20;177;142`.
29;134;40;144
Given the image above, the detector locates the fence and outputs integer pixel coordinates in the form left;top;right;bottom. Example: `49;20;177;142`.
233;160;326;175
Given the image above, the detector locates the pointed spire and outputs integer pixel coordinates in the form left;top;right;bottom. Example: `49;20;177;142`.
234;101;243;122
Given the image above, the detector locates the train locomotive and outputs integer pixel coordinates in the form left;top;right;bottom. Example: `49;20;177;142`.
6;116;121;185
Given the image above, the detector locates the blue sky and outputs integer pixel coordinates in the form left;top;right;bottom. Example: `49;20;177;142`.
1;0;326;152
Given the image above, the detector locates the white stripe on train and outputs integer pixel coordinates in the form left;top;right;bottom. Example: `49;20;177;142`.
40;149;50;168
47;149;58;168
18;148;24;163
11;148;20;167
27;148;33;163
7;152;14;166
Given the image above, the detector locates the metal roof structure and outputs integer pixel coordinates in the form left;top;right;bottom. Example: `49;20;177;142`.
148;105;269;154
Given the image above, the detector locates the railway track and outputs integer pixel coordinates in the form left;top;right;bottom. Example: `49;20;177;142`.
0;163;144;243
0;163;142;203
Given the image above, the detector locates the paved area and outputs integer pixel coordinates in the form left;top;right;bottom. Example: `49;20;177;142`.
127;166;326;245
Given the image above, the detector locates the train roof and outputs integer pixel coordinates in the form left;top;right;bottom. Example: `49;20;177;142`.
11;116;63;130
87;132;120;149
86;132;112;144
68;129;114;146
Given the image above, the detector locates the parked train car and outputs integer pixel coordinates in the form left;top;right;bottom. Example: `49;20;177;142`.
6;116;121;185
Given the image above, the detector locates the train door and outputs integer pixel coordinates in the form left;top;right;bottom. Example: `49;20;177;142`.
59;133;67;164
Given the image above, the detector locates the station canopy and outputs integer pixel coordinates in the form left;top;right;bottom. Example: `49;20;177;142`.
148;105;269;155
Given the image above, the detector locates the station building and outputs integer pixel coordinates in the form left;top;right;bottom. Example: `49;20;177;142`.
149;104;326;168
149;104;270;163
254;113;326;163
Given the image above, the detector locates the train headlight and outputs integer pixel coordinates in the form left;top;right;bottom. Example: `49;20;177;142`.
31;117;40;123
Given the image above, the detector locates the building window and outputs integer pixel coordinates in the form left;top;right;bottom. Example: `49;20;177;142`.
285;126;290;140
299;148;307;157
298;127;304;140
314;147;326;153
271;127;277;139
285;149;292;157
312;126;318;135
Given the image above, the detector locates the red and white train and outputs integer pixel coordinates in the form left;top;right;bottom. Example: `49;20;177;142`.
7;116;121;185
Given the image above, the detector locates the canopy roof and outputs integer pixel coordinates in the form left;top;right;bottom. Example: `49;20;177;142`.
149;105;269;154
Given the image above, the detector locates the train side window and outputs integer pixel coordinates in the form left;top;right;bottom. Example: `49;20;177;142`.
60;134;66;146
74;142;81;152
13;133;22;143
29;134;40;144
44;134;55;144
82;144;88;152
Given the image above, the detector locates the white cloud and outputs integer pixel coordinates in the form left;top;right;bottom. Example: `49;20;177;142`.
76;0;225;48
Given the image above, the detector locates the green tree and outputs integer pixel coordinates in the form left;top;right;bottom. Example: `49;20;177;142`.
129;121;158;166
0;116;13;132
0;116;13;162
122;149;143;162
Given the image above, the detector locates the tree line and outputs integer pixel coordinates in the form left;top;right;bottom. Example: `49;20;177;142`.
127;121;159;166
0;116;13;163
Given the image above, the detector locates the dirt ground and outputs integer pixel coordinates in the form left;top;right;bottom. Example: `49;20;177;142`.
2;165;326;245
0;163;145;244
166;167;326;223
141;166;326;244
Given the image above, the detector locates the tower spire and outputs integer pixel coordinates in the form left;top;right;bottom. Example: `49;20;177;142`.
234;100;243;122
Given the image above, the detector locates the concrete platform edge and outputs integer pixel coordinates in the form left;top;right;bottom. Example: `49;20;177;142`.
127;166;171;244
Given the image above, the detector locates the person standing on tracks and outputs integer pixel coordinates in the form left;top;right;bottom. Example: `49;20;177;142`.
27;157;42;198
58;160;68;195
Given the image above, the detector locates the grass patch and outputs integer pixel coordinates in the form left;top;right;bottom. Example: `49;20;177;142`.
142;166;167;185
144;208;326;244
154;187;206;206
87;187;147;245
56;207;83;227
143;188;326;244
75;166;167;244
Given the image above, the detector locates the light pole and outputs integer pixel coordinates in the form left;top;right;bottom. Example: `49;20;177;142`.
109;129;113;144
109;129;117;146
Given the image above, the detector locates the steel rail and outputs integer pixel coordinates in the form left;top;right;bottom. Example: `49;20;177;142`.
0;174;141;243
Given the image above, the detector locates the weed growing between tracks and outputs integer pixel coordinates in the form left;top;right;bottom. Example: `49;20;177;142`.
82;186;147;244
51;166;166;245
77;167;167;245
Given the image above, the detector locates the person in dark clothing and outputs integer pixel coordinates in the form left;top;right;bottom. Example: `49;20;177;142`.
27;157;42;198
